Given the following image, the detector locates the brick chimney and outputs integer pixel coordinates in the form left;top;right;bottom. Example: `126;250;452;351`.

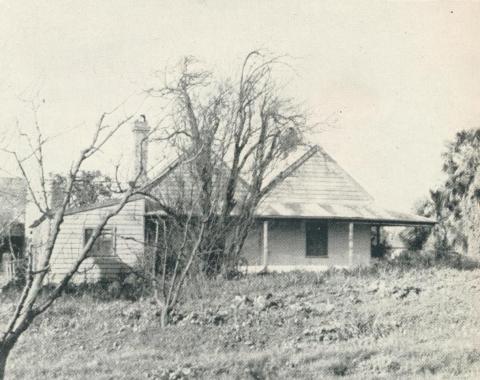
132;115;150;184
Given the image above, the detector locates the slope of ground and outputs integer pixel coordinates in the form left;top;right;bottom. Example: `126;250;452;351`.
1;265;480;379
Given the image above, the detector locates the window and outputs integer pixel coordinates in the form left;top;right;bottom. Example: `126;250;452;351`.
306;221;328;257
84;228;115;257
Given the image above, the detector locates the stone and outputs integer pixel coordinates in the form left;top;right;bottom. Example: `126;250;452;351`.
254;295;267;310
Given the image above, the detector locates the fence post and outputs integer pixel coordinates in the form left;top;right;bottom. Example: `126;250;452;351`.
2;253;15;282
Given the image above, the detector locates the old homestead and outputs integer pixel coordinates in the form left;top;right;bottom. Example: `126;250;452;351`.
31;119;435;282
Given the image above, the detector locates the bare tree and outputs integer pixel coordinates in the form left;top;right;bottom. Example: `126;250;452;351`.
117;52;309;327
0;107;148;379
144;211;206;327
136;158;222;327
148;51;307;275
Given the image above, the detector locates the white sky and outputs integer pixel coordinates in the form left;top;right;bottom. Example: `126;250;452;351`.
0;0;479;211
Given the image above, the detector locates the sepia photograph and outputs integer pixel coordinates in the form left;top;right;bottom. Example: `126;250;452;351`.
0;1;479;378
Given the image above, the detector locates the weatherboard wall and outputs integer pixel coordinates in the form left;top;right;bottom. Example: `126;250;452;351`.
47;199;145;283
241;220;371;268
45;201;372;282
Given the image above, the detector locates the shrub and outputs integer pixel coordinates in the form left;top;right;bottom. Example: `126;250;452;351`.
329;362;349;377
389;250;480;271
0;277;25;299
61;273;149;301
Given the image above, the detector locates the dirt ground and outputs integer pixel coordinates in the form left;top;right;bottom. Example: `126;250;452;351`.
1;266;480;379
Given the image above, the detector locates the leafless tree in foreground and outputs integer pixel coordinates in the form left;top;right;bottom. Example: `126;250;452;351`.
148;51;308;276
144;212;206;328
117;51;309;327
0;108;147;379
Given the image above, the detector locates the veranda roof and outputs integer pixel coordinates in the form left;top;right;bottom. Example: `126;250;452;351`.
255;201;435;226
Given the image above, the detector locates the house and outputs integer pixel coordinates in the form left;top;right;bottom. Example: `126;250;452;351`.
0;177;27;283
32;118;435;283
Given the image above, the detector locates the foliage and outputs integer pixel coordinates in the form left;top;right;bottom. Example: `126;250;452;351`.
399;199;434;251
387;250;480;271
0;179;27;267
50;170;114;209
406;128;480;256
440;129;480;256
0;178;26;240
442;129;480;207
60;276;149;301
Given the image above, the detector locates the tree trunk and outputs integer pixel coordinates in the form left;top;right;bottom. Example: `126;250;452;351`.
0;342;12;380
160;307;169;329
467;228;480;257
466;200;480;257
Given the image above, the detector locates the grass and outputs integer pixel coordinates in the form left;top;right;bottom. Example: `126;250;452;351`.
1;261;480;379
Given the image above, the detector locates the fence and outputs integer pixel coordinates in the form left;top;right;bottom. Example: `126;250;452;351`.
0;253;17;283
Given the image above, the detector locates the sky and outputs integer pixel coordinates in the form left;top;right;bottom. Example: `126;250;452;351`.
0;0;479;211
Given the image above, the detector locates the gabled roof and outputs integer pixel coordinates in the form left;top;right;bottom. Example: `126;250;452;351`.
64;154;251;216
256;145;373;204
259;145;373;204
255;145;435;226
143;154;251;213
64;156;188;216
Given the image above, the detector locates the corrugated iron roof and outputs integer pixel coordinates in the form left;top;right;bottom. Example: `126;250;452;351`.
62;144;436;226
261;145;313;189
255;201;435;225
63;195;144;216
261;145;373;203
254;145;434;225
